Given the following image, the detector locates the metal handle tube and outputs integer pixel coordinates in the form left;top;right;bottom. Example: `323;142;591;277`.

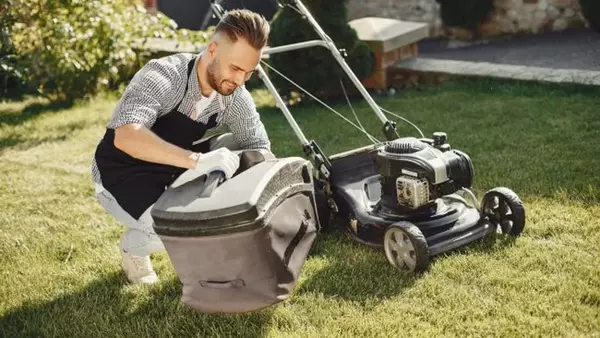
290;0;396;134
263;40;329;55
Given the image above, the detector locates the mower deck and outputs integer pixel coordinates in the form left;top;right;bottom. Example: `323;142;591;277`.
326;148;494;256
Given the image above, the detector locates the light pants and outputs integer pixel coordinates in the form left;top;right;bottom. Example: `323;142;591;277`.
96;133;239;256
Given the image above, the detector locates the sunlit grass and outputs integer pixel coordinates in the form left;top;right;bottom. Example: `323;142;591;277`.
1;79;598;337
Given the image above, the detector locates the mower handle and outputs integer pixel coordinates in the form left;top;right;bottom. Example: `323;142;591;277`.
196;149;275;198
198;170;225;198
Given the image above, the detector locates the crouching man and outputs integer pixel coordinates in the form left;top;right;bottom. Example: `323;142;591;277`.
91;9;272;284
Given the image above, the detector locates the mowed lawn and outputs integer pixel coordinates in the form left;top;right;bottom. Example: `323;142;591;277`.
0;79;599;337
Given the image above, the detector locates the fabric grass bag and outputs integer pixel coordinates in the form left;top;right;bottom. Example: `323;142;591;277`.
151;150;319;313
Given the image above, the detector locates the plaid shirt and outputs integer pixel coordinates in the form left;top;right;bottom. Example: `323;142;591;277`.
91;52;271;189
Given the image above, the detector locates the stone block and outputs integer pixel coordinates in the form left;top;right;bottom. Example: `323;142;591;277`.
361;69;388;90
349;17;429;89
480;21;504;36
362;43;419;89
495;0;519;9
348;17;429;54
441;26;470;39
552;0;572;7
547;5;561;18
507;9;519;19
564;8;576;17
553;17;569;30
541;19;555;31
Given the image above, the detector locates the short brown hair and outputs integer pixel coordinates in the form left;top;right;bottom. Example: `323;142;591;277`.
214;9;270;50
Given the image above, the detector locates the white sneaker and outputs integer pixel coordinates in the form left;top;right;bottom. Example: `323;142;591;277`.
121;249;159;284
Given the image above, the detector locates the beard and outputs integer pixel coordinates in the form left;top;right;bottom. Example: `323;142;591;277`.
206;59;237;96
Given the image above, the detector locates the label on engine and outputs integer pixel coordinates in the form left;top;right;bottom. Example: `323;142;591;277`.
401;169;418;177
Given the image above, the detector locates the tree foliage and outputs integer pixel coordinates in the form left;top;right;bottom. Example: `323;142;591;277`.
579;0;600;32
436;0;495;35
267;0;374;100
0;0;210;102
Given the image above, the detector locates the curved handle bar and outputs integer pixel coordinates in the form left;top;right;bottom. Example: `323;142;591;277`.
198;170;225;198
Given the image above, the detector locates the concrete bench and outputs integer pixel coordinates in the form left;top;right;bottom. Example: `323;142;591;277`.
348;17;429;90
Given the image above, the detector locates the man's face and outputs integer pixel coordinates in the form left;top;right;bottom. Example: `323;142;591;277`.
206;36;262;96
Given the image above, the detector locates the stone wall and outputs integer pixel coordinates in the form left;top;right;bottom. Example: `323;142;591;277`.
346;0;589;38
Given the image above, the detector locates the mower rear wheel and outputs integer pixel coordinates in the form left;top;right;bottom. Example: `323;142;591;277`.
481;187;526;236
313;179;332;232
383;221;430;273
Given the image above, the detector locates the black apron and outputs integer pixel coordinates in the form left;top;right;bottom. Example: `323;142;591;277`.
94;58;218;220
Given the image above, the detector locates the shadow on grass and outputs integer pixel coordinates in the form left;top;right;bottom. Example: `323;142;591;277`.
0;272;275;337
0;119;90;152
0;230;413;337
0;99;73;127
430;230;521;264
296;228;419;305
297;216;525;305
0;95;97;152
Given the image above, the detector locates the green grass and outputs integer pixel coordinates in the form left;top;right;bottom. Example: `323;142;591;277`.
1;79;599;337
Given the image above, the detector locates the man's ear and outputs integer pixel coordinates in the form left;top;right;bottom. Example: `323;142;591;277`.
207;41;217;57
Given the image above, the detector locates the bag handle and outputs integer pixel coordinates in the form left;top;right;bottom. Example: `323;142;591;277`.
199;279;245;288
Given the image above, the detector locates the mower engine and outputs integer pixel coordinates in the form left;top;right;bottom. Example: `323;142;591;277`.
375;132;474;210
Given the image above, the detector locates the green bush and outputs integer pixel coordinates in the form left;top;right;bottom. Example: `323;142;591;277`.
436;0;494;35
0;0;28;98
579;0;600;32
2;0;211;103
267;0;374;101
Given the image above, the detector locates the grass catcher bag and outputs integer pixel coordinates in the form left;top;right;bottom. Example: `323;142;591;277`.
151;150;319;313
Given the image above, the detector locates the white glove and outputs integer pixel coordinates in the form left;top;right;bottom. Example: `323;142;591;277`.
193;147;240;180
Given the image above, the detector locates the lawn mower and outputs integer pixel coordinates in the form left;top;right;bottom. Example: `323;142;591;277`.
150;0;526;314
244;0;527;273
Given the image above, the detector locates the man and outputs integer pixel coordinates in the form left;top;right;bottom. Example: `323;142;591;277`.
91;9;272;284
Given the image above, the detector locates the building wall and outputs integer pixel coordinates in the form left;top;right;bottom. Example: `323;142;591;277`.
346;0;588;38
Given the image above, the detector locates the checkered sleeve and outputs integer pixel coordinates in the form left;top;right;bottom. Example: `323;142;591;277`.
107;58;183;129
225;87;271;151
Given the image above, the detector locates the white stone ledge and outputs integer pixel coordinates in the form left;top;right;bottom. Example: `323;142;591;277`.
348;17;430;53
396;58;600;86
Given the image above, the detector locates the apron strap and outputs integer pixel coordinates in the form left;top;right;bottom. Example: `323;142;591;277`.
173;57;197;113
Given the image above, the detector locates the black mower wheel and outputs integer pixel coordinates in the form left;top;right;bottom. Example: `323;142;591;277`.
313;179;332;232
481;187;526;236
383;221;430;273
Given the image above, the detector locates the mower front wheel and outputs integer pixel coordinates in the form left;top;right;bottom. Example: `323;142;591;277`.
383;221;430;273
481;187;526;236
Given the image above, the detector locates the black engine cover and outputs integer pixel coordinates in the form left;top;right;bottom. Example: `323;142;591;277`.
375;137;474;211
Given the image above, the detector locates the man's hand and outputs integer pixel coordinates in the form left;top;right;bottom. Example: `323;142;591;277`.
193;148;240;179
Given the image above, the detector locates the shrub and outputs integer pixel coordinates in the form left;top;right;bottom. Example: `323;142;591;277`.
0;1;28;97
2;0;211;103
267;0;374;101
436;0;495;35
579;0;600;32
